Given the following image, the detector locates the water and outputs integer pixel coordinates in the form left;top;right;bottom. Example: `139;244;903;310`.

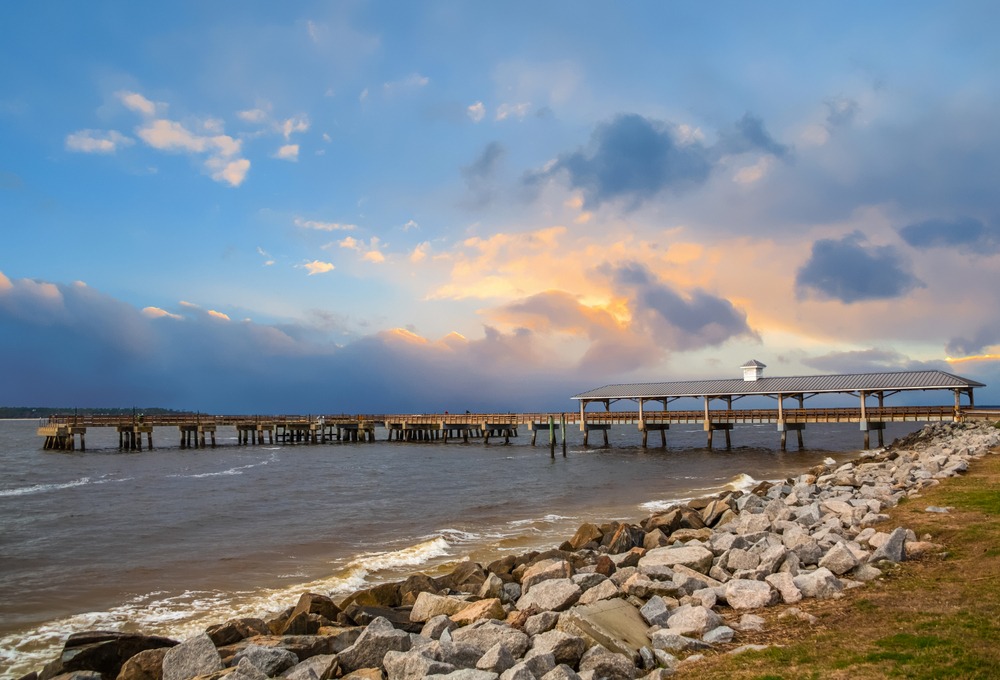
0;418;923;675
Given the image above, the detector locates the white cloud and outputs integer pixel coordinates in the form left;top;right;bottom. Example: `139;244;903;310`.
238;108;269;123
201;118;225;134
274;144;299;161
278;115;310;139
315;149;325;156
800;124;831;146
65;129;134;154
359;88;368;101
339;236;360;250
295;218;356;231
384;73;430;95
257;247;274;266
402;220;419;231
676;124;705;145
298;260;335;275
363;250;385;263
410;242;430;263
323;133;331;142
135;118;249;186
141;306;182;320
467;102;485;122
207;158;250;187
207;310;230;321
116;91;163;117
733;155;774;184
307;19;321;43
495;102;531;121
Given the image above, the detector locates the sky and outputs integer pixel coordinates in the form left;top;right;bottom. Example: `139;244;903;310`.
2;1;999;413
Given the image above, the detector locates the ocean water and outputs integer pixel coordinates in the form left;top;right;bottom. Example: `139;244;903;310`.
0;418;923;676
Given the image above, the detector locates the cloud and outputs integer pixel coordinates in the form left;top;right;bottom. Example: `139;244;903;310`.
257;247;274;266
323;133;331;142
495;102;531;121
362;250;385;263
116;91;163;117
238;108;269;123
141;307;183;320
522;112;787;209
802;347;950;374
383;73;429;95
297;260;335;275
278;116;309;139
946;322;1000;358
134;117;249;186
410;242;430;263
468;102;485;122
461;141;507;209
898;216;1000;255
295;218;356;231
402;220;419;231
795;231;924;303
825;97;859;128
65;129;135;154
206;158;250;187
207;310;230;321
274;144;299;161
360;88;368;101
340;236;384;262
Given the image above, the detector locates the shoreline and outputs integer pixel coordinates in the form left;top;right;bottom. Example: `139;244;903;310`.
8;419;998;680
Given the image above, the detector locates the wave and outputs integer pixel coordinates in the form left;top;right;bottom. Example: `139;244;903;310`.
0;475;133;497
728;473;759;492
167;454;278;479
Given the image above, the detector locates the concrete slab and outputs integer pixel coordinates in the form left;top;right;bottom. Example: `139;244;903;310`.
555;598;651;663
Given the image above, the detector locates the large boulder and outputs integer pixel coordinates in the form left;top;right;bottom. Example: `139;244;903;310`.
283;655;339;680
793;568;844;599
337;618;412;672
59;632;178;680
577;580;620;606
577;646;634;680
424;671;498;680
869;527;908;564
764;572;802;604
231;645;298;677
620;574;677;600
452;599;505;626
530;631;586;669
724;580;775;610
522;561;573;593
570;524;604;550
411;593;471;622
383;650;454;680
475;644;515;675
451;622;530;658
818;543;860;575
664;605;720;636
421;640;484;669
515;579;581;612
161;634;223;680
206;620;270;648
638;546;714;575
116;648;169;680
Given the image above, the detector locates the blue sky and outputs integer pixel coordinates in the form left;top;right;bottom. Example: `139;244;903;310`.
2;1;999;412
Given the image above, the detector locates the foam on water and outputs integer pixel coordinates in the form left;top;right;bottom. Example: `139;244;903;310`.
0;474;133;497
167;454;277;479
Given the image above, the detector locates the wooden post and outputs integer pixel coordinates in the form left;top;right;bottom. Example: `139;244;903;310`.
797;395;805;448
531;428;537;446
603;428;609;446
781;430;787;450
583;427;589;446
200;431;206;448
969;388;975;408
80;432;85;451
642;428;648;448
704;396;711;448
549;415;555;457
954;389;961;421
877;392;884;446
561;414;566;456
725;396;732;450
660;427;667;447
209;431;214;447
579;400;586;432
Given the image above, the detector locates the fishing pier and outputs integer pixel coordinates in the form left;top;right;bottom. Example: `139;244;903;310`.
38;363;987;453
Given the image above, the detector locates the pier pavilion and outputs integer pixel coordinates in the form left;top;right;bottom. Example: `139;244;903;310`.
572;360;985;449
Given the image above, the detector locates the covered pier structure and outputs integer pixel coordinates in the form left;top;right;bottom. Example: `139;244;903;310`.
572;361;984;450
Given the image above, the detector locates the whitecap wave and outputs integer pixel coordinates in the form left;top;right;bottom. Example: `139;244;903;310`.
728;473;758;492
0;474;133;497
167;454;277;479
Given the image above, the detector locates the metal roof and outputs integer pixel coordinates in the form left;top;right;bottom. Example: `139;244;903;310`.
572;370;985;400
741;359;766;368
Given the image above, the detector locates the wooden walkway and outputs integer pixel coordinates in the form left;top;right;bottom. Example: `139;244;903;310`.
37;405;996;452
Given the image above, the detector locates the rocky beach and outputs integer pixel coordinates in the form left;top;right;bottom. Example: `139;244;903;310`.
8;419;998;680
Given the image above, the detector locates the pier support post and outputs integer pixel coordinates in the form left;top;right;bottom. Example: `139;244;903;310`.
661;428;667;447
781;430;787;450
560;415;567;456
707;428;713;449
603;429;609;446
549;416;555;457
798;395;805;448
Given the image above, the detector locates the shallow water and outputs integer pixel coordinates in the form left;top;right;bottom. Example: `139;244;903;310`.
0;418;923;675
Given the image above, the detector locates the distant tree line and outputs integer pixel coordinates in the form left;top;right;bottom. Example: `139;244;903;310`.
0;407;195;419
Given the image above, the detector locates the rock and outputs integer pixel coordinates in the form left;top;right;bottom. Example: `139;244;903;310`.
501;584;522;605
475;644;515;675
594;556;616;577
571;524;604;550
904;541;939;558
337;618;412;672
283;655;338;680
556;599;650;660
161;634;223;680
724;580;775;610
516;579;581;612
641;669;675;680
851;564;882;581
793;568;844;599
609;568;637;588
422;640;485;669
645;511;681;535
818;543;860;575
231;658;267;680
342;670;384;680
342;584;402;610
206;620;270;648
652;649;678;669
621;574;678;600
232;645;298;677
345;607;421;634
648;631;710;654
425;671;498;680
734;614;764;632
606;525;636;555
571;573;607;591
729;645;769;655
667;528;712;545
451;622;530;658
289;594;342;628
497;664;535;680
453;599;506;626
638;597;671;627
643;530;669;551
411;593;471;622
702;626;734;644
576;579;619;606
60;632;179;680
868;527;907;564
726;549;760;572
578;646;635;680
524;611;560;636
531;631;585;669
421;616;459;640
764;572;802;604
51;674;104;680
452;562;488;588
216;634;355;666
639;547;714;575
540;666;581;680
664;605;720;636
522;651;556;678
400;574;442;600
383;650;454;680
479;574;505;600
116;648;169;680
523;561;574;594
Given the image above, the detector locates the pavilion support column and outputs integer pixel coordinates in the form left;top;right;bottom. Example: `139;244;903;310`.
704;396;712;449
877;392;885;446
861;391;869;449
725;396;732;450
955;389;961;421
778;394;785;450
640;398;646;449
797;395;805;448
580;400;586;432
969;388;975;409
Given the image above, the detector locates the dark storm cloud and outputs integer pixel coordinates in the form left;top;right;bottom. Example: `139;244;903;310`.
460;141;507;208
522;112;786;209
803;348;950;374
795;231;924;303
898;216;1000;255
945;323;1000;358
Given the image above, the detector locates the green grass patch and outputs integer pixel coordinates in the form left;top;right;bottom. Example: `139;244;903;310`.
855;598;878;613
874;633;949;651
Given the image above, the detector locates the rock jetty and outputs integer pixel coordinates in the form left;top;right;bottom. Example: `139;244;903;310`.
14;421;999;680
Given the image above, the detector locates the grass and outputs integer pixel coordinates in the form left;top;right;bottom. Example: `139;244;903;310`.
672;451;1000;680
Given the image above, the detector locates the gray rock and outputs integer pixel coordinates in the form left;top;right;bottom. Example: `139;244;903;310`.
338;617;413;672
501;583;522;605
480;574;505;600
541;666;582;680
516;579;581;613
621;574;678;600
868;527;907;563
726;549;760;572
639;547;714;575
233;644;299;677
476;644;515;675
161;634;223;680
522;561;574;594
577;580;620;605
729;644;769;654
764;572;802;604
425;671;499;680
522;650;556;678
793;567;844;599
422;615;459;640
642;669;676;680
637;565;675;582
571;573;608;591
423;641;485;669
578;646;634;680
282;655;337;680
524;611;560;636
639;596;672;627
452;622;530;658
702;626;734;644
412;593;471;622
233;658;269;680
609;568;638;588
530;631;586;669
734;614;764;631
648;631;710;653
384;650;455;680
49;674;102;680
852;564;882;581
652;649;678;669
665;605;720;636
724;580;775;610
498;663;536;680
638;646;655;670
818;542;860;575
